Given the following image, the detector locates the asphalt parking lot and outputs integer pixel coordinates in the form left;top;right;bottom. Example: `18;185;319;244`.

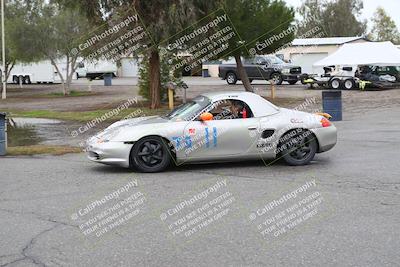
1;99;400;266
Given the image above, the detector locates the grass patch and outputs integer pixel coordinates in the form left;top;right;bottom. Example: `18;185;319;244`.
7;145;82;156
3;97;309;123
45;90;95;97
5;107;169;122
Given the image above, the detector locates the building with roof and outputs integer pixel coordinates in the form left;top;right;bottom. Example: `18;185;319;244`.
276;36;370;74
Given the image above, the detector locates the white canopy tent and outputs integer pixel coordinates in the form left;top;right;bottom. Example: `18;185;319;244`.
313;41;400;67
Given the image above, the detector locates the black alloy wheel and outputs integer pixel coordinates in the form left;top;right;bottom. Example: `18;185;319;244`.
279;130;318;166
130;136;171;172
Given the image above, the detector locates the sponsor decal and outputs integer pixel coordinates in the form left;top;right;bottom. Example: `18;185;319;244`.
290;118;303;124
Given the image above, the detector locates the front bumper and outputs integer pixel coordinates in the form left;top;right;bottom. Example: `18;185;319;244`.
282;73;307;82
311;125;337;153
86;141;133;168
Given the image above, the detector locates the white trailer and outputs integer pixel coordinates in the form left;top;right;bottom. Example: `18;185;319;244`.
9;61;55;84
5;58;119;84
7;60;77;84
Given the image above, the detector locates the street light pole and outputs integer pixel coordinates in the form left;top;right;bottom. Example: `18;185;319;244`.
1;0;5;100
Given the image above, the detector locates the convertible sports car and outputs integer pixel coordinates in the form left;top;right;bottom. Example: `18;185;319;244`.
86;92;337;172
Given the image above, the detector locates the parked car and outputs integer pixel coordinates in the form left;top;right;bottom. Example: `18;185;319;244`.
86;91;337;172
356;65;400;82
218;55;305;85
304;65;400;90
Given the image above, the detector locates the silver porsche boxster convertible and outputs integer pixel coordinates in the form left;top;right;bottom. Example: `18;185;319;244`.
86;91;337;172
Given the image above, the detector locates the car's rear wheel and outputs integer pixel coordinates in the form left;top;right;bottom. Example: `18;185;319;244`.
130;136;171;173
24;75;31;84
226;72;237;85
279;129;318;166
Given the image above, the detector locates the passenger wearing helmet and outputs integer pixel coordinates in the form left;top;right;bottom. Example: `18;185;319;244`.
230;100;248;119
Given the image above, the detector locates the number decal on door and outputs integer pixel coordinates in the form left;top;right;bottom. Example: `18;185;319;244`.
173;127;217;149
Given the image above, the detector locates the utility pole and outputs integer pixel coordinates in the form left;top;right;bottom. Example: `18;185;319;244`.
1;0;5;100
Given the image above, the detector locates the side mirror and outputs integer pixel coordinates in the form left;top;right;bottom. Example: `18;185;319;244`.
199;112;213;121
263;60;272;67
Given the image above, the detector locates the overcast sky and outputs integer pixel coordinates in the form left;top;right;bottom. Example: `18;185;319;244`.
284;0;400;33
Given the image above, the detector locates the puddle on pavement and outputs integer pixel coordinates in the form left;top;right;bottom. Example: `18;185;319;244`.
7;119;43;146
7;117;108;147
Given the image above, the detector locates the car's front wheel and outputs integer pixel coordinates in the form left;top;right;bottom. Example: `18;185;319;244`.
270;73;283;85
130;136;172;173
279;129;318;166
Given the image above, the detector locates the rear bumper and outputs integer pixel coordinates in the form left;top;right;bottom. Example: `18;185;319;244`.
311;125;337;153
86;141;133;168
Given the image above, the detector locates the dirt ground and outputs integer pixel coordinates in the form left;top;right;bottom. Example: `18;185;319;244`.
0;83;139;112
0;77;400;116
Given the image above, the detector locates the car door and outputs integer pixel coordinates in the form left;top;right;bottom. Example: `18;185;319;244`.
182;118;261;160
243;58;259;78
181;101;261;160
255;57;271;79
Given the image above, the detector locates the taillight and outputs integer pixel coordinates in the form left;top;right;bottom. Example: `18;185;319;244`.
321;118;331;127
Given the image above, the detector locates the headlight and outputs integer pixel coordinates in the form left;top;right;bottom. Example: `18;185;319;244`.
97;138;109;144
281;69;290;74
95;128;121;143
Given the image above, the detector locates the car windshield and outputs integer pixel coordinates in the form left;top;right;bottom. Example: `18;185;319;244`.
265;55;285;65
164;95;211;121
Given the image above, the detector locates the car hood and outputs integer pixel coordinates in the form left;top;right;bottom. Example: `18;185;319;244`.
88;116;171;143
271;63;300;69
107;116;169;130
220;63;300;69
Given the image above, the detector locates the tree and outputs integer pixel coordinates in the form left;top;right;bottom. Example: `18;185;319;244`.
0;0;43;88
296;0;323;36
57;0;217;108
369;7;400;44
2;2;21;82
223;0;295;91
297;0;367;37
138;52;183;102
22;1;90;95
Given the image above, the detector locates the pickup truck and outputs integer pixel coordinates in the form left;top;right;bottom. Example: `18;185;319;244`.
218;55;304;85
76;60;118;80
